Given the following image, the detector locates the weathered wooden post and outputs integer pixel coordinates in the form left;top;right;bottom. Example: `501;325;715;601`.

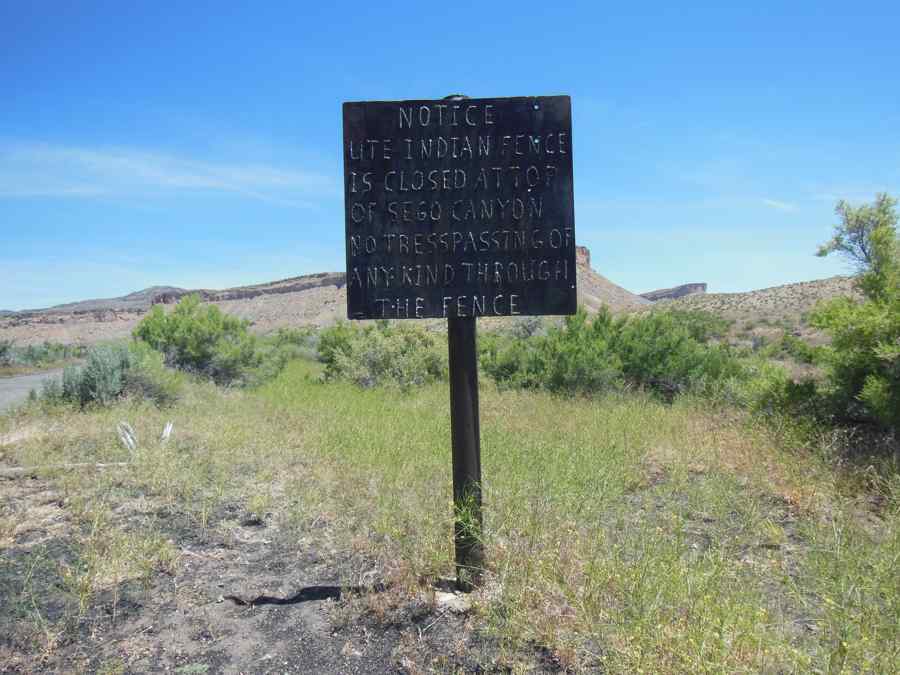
447;312;484;589
342;94;576;591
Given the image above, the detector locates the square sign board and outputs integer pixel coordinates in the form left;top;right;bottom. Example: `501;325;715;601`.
343;95;576;320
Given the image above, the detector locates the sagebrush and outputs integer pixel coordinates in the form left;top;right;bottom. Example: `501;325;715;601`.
319;321;446;389
39;343;183;408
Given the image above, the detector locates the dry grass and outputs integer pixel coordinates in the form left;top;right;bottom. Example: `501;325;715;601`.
1;360;897;672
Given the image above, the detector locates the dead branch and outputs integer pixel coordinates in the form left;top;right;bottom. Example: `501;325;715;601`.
0;462;130;479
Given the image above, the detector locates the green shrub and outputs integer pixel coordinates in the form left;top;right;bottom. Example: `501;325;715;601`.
718;357;824;421
812;194;900;431
0;339;13;366
482;307;742;398
482;309;623;393
662;309;732;343
39;345;131;407
1;340;86;368
133;295;261;384
318;321;446;390
812;295;900;428
39;376;62;402
759;333;820;365
39;343;182;408
238;329;320;387
318;321;357;369
509;316;546;339
272;326;319;349
80;344;131;406
612;310;742;392
122;342;185;406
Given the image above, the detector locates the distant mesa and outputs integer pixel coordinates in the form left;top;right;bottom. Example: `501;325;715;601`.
0;245;696;345
0;249;860;347
640;283;708;302
3;246;644;318
8;285;192;316
3;274;347;318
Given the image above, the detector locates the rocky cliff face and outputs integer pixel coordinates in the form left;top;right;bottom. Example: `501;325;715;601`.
574;247;651;312
575;246;591;268
640;283;707;302
6;275;347;317
202;273;345;303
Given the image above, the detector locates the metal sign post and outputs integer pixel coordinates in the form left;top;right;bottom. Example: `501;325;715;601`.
342;93;576;590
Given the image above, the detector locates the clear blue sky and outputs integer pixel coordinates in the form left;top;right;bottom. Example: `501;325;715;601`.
2;1;898;310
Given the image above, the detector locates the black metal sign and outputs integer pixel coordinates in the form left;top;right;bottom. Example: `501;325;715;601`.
343;95;576;319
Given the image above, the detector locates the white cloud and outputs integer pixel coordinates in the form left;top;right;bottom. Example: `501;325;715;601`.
762;198;798;212
0;142;338;206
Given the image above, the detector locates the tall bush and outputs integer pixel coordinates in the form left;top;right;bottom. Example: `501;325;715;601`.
133;295;260;383
811;194;900;430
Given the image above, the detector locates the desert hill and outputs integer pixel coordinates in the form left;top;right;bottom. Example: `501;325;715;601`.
30;286;190;315
0;246;649;345
11;275;350;317
646;275;861;346
640;283;707;302
0;250;861;348
659;276;858;320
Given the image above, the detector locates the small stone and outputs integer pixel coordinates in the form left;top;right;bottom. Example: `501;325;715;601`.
341;641;362;658
435;591;471;614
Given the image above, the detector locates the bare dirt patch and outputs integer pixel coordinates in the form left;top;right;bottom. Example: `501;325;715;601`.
0;470;557;674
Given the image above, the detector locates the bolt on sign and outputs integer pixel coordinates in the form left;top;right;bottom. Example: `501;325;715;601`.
343;96;576;320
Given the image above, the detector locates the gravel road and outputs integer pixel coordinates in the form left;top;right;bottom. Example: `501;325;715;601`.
0;369;63;411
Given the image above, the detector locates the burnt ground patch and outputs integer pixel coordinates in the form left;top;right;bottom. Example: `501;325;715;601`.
0;471;562;674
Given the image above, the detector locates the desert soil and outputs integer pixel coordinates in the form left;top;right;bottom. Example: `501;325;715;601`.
0;468;556;674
